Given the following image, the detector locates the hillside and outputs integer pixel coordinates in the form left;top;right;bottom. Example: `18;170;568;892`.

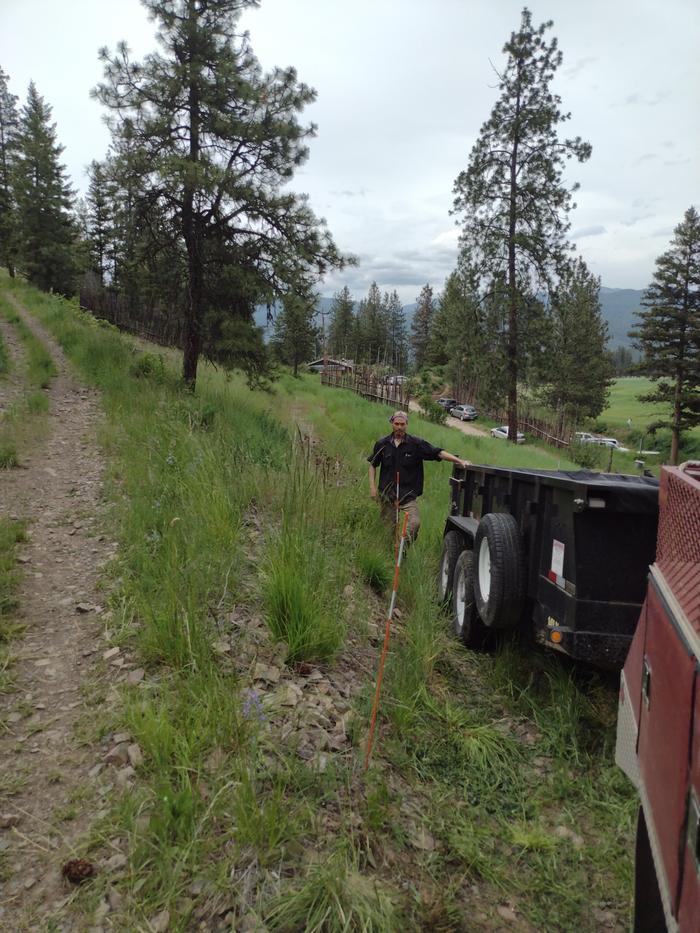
0;275;637;931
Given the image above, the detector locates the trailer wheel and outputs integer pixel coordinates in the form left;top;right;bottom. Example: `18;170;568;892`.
473;512;523;629
438;531;463;603
452;550;488;648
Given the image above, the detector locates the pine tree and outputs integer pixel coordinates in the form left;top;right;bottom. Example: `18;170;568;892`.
452;8;591;440
0;67;19;277
95;0;346;388
271;292;318;376
541;258;612;422
328;285;355;359
384;290;408;372
85;160;114;285
13;82;76;295
356;282;386;364
410;283;435;370
630;206;700;464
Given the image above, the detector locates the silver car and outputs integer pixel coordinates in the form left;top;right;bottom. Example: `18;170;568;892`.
490;425;525;444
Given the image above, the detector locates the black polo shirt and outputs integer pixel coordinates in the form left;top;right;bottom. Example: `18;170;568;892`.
367;433;443;503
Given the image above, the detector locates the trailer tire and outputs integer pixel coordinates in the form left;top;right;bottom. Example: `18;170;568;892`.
473;512;523;629
438;531;463;603
452;550;488;648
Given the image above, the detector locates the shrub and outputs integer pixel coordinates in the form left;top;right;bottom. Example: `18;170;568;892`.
418;394;447;424
569;441;606;470
129;352;166;381
27;392;49;414
0;443;18;469
357;546;392;593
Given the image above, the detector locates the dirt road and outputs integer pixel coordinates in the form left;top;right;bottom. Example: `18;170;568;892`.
408;399;488;438
0;292;113;929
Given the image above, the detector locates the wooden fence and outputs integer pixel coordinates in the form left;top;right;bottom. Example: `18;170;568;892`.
320;368;411;409
460;395;573;448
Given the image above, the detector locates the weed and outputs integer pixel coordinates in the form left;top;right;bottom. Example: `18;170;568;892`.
0;519;26;637
0;443;18;469
264;847;399;932
356;545;392;593
26;391;49;414
129;352;166;381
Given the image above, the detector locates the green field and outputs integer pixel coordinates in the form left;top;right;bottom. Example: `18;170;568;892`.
602;378;669;434
598;378;700;462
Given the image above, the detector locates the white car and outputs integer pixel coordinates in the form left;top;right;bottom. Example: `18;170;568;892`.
574;431;595;444
490;425;525;444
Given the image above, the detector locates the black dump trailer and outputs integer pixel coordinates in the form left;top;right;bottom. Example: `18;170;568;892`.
439;465;659;668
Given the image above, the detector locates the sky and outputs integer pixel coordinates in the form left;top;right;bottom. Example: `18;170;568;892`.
1;0;699;304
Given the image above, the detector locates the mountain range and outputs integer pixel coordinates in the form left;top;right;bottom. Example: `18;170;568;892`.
254;286;645;350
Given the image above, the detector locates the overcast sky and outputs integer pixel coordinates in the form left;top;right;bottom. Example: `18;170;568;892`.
2;0;698;303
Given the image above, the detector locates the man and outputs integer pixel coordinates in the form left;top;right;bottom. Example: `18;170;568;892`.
367;410;471;540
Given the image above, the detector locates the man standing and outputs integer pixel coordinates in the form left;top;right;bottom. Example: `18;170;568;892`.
367;410;470;540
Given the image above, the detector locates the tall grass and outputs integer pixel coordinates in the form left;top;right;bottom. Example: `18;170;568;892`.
0;329;8;375
262;441;348;661
0;297;56;388
0;518;27;695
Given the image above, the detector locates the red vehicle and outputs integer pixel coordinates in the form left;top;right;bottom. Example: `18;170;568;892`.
616;462;700;932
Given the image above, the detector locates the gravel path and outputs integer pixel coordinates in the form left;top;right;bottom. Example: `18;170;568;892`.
0;292;113;930
408;399;488;438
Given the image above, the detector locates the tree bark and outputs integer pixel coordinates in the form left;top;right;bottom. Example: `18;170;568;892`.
182;1;203;390
507;68;522;444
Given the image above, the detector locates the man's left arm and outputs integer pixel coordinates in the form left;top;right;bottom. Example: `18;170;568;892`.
439;450;471;470
416;438;470;470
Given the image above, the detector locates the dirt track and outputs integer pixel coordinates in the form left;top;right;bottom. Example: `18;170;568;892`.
0;292;113;929
408;399;488;438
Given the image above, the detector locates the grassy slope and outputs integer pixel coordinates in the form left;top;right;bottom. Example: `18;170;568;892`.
7;276;636;932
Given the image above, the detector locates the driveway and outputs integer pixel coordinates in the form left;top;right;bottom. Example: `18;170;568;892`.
408;400;488;438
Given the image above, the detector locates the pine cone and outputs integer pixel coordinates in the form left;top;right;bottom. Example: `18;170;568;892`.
62;858;96;884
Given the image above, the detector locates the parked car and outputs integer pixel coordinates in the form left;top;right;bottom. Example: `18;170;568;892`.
490;425;525;443
450;404;478;422
437;397;458;410
596;436;621;448
574;431;595;444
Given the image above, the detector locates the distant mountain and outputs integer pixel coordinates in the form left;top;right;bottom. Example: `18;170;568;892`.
599;287;644;348
253;287;645;349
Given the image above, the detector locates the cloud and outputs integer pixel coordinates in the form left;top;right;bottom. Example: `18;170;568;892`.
651;226;674;238
634;153;659;164
620;214;653;227
572;225;607;239
619;91;671;109
329;188;367;198
563;56;598;79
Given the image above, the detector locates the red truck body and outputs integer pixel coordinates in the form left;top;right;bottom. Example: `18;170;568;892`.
616;464;700;932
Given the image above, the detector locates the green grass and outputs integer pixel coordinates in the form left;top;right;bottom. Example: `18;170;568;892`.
0;329;8;375
597;377;700;463
4;273;637;930
0;296;56;389
0;517;27;696
0;291;55;465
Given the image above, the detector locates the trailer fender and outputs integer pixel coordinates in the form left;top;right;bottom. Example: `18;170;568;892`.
473;512;524;629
